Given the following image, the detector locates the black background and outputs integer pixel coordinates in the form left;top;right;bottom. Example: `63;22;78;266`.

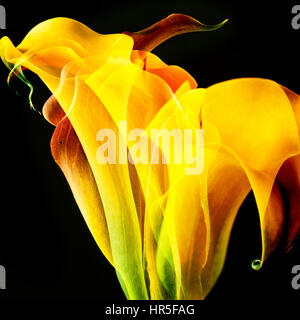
0;0;299;304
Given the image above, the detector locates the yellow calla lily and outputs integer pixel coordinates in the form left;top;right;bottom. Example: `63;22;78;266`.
1;14;299;300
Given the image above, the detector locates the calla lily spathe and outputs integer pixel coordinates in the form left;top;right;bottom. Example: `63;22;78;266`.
1;14;299;300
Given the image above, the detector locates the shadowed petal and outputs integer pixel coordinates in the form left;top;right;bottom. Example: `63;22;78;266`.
276;154;300;251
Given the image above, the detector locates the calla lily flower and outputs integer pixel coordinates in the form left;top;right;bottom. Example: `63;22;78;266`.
1;14;299;300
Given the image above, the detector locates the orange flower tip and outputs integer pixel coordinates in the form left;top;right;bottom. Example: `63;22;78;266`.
42;95;65;126
123;14;228;52
251;259;262;270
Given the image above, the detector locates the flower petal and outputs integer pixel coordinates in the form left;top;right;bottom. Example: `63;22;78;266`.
174;80;300;297
1;18;134;94
56;76;148;300
50;116;113;265
18;17;133;58
202;78;300;264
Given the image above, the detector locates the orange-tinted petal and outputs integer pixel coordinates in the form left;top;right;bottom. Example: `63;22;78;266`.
43;95;65;126
143;52;197;93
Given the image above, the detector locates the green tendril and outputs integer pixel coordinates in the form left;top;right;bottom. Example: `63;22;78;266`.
6;61;41;115
251;259;262;270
